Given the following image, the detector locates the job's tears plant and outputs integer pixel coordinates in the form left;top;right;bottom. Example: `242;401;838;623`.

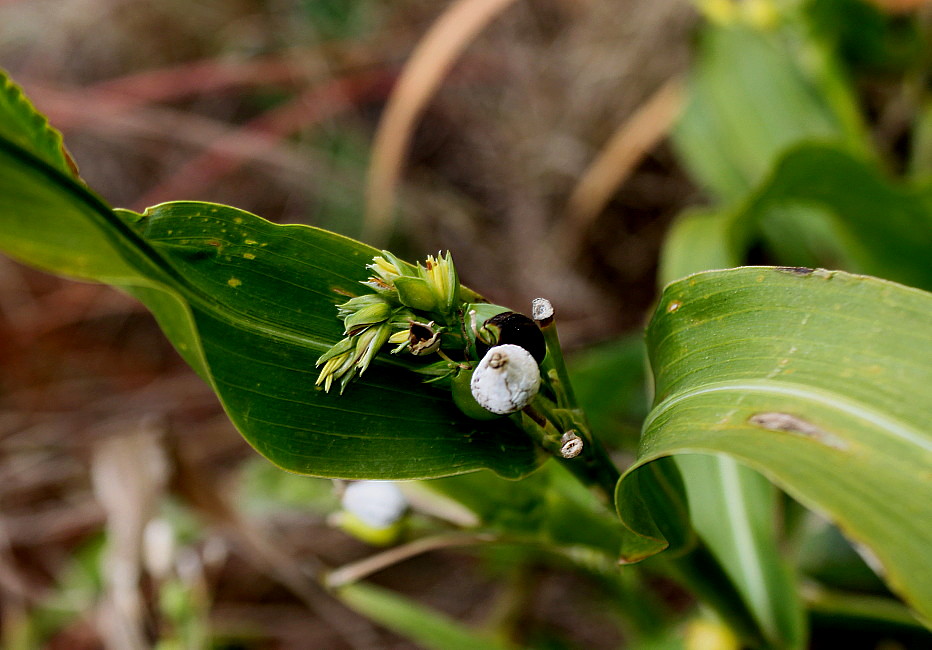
317;250;594;464
0;66;930;649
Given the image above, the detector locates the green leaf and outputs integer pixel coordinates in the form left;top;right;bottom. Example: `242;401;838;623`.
615;458;693;563
424;462;624;557
674;456;805;648
568;334;650;451
658;208;740;286
743;146;932;291
806;587;932;641
665;18;932;290
618;267;932;626
648;21;931;642
662;41;931;640
335;582;515;650
0;71;76;178
805;0;925;75
0;69;541;480
672;25;868;203
661;144;932;291
794;515;887;594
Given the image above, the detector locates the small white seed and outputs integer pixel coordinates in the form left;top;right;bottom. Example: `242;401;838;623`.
470;344;541;415
341;481;408;529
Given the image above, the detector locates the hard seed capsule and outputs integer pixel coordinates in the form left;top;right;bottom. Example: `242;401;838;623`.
470;344;541;415
452;367;502;420
475;312;546;364
337;480;408;546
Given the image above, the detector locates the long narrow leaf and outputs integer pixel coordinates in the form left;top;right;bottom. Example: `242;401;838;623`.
0;70;542;480
618;267;932;625
336;582;515;650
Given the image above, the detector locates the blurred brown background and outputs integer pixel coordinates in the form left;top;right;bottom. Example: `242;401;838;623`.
0;1;700;647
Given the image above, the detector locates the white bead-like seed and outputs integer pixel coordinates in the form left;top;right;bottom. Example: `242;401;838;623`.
341;481;408;529
470;344;541;415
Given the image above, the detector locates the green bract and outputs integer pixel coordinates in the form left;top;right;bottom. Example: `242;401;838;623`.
316;250;479;393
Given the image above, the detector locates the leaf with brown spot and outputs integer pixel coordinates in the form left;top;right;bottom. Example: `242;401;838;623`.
617;267;932;630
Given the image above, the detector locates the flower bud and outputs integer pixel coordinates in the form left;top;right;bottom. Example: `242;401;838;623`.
367;251;417;288
342;300;392;335
394;276;439;312
354;323;392;377
421;251;459;314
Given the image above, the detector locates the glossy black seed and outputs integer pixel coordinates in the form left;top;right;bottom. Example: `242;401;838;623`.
476;311;546;364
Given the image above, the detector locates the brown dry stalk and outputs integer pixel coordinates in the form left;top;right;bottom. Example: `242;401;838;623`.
88;56;314;107
557;77;684;257
325;532;498;589
363;0;521;243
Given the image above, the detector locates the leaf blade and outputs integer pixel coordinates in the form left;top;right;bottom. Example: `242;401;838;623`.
0;71;76;178
620;267;932;624
336;582;515;650
0;70;542;480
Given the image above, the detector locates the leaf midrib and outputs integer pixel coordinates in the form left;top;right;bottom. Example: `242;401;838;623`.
645;379;930;453
0;134;357;357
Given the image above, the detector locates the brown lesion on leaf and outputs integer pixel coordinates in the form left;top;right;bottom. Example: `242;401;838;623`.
775;266;814;275
748;411;849;451
774;266;834;279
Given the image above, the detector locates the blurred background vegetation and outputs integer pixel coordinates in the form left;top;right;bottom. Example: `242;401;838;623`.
0;0;929;647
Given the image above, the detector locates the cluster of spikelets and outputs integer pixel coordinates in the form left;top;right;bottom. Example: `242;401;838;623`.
315;251;547;420
315;251;461;394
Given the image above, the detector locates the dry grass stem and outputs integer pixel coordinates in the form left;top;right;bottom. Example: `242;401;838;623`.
325;532;498;589
363;0;521;243
88;55;316;107
91;423;169;650
559;77;684;257
20;80;320;190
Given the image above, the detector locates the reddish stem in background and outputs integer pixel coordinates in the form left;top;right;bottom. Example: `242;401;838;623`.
131;68;398;210
87;56;316;107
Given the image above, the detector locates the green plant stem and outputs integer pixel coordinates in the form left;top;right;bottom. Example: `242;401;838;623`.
521;398;620;508
563;417;621;509
532;308;622;504
531;302;771;645
539;318;577;409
